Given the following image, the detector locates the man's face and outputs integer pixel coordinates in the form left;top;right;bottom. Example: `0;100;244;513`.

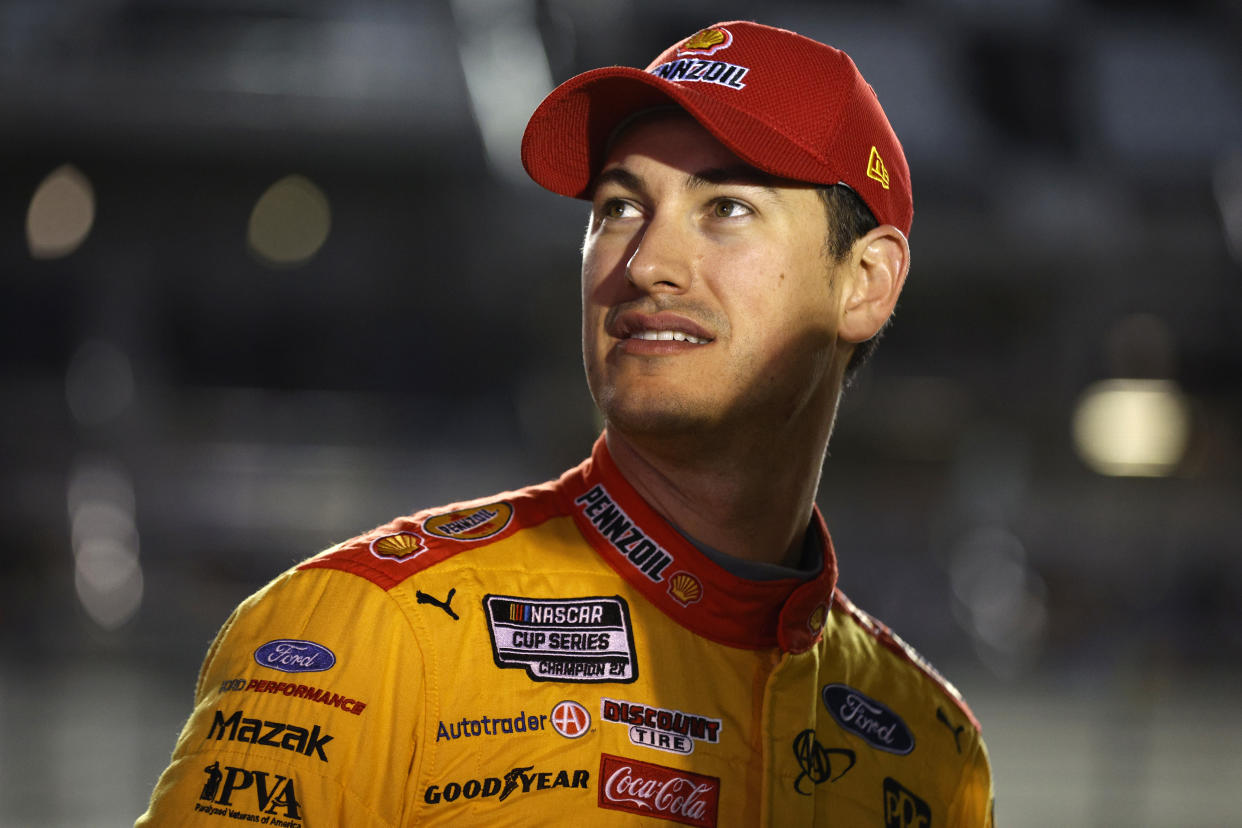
581;112;852;441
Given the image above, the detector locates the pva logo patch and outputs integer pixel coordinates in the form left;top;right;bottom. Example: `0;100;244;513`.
822;684;915;754
370;531;425;561
196;761;301;821
678;27;732;56
254;639;336;674
423;501;513;541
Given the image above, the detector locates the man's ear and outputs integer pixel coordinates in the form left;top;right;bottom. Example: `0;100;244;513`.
838;224;911;344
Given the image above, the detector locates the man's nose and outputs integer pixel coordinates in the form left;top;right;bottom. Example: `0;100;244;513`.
625;212;692;293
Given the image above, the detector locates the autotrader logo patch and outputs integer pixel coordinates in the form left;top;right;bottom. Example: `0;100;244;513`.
484;595;637;683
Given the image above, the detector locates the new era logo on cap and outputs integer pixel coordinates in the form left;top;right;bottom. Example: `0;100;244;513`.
522;21;912;236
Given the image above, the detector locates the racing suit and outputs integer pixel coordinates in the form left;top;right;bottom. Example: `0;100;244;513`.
137;434;994;826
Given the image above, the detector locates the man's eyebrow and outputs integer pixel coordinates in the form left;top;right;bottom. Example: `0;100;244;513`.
592;167;644;195
592;164;783;198
686;165;781;195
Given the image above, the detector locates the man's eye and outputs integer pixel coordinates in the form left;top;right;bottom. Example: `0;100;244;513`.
711;199;751;218
600;199;637;219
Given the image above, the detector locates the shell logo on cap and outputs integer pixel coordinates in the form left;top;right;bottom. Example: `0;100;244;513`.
667;571;703;606
423;501;513;541
678;27;732;56
370;531;426;562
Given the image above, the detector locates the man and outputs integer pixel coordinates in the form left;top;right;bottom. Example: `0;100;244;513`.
138;20;993;826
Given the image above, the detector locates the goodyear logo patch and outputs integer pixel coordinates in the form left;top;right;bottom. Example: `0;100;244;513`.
423;501;513;541
484;595;637;683
575;485;673;583
649;58;747;90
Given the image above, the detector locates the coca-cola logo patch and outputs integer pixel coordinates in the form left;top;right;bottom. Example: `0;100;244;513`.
822;684;915;755
598;753;719;827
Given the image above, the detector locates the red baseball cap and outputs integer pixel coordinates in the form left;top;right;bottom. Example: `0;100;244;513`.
521;20;913;236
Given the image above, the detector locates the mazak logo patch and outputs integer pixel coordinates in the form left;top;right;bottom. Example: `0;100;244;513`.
484;595;638;683
575;485;673;583
254;640;335;674
423;501;513;541
207;709;333;762
883;777;932;828
601;698;721;755
822;684;915;755
598;753;719;827
196;761;301;822
370;531;425;561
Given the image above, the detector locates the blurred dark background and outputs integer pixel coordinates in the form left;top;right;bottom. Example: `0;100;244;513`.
1;1;1240;825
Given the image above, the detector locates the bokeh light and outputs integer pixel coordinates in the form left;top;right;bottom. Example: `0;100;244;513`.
67;458;143;631
26;164;96;259
1072;379;1192;477
246;174;332;267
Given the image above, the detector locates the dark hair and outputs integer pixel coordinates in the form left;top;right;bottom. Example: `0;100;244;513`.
817;184;887;379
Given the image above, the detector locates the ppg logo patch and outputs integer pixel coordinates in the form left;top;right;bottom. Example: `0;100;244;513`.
883;777;932;828
484;595;637;683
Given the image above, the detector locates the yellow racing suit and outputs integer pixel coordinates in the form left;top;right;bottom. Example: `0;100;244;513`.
137;434;993;826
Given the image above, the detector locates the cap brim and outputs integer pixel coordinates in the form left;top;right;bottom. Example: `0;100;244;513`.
521;66;842;200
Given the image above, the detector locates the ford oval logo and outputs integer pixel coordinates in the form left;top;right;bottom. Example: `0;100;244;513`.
822;684;914;755
254;639;336;673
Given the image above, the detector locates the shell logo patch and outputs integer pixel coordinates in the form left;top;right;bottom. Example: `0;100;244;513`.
679;27;732;56
370;531;426;562
423;501;513;541
807;602;828;634
667;572;703;607
867;146;891;190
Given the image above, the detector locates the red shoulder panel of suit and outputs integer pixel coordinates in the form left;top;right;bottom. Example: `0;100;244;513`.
298;479;565;591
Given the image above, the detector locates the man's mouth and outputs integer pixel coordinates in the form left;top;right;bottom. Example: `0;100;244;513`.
628;330;711;345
